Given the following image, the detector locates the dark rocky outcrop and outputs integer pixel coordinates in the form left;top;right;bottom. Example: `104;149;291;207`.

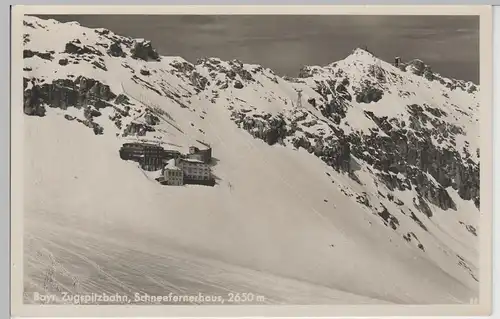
292;136;312;150
94;28;110;36
298;66;314;78
24;20;35;28
313;79;335;101
355;84;383;104
229;60;255;82
406;59;435;82
318;139;351;173
413;196;433;218
409;210;428;231
336;81;352;102
123;122;155;137
109;110;127;129
307;98;316;107
114;94;132;105
83;106;102;119
466;225;477;237
58;58;69;66
232;111;290;146
24;49;53;61
467;85;478;94
23;79;46;116
144;112;160;125
402;232;425;251
233;80;244;89
23;76;117;115
349;107;476;211
64;41;103;56
356;193;371;207
407;59;426;76
377;205;400;230
92;60;107;71
131;40;160;61
459;221;477;237
170;61;195;74
87;120;104;135
321;98;348;124
107;42;126;57
66;115;104;135
190;72;209;90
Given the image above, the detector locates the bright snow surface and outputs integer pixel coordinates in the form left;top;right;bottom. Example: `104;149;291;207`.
22;16;479;305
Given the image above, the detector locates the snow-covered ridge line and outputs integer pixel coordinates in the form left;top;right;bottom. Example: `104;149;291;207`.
24;15;478;93
22;14;480;207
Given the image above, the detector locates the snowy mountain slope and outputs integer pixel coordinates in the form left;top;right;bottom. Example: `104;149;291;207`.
22;15;480;304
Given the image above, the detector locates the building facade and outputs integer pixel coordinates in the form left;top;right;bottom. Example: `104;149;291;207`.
119;142;145;161
177;158;211;181
142;144;164;171
119;142;181;171
162;159;183;186
187;152;205;162
120;143;214;186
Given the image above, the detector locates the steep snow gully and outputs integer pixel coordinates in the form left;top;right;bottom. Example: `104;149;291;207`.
22;16;480;305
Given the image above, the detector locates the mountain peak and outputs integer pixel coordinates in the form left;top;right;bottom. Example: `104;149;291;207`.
351;47;375;56
336;47;382;68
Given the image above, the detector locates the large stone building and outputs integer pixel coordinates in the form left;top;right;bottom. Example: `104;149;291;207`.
142;144;164;171
177;158;212;182
119;142;180;171
120;142;215;186
162;159;183;186
119;142;146;161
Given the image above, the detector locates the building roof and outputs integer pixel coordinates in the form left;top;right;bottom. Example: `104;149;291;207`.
196;139;211;148
164;158;181;170
122;142;163;149
190;144;211;151
180;158;205;164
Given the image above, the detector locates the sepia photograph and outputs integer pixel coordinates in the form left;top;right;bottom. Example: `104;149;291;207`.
10;4;493;317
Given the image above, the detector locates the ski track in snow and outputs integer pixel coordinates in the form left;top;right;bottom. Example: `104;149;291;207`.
25;214;387;305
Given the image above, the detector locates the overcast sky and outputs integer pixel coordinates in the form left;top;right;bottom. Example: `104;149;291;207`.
39;15;479;83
